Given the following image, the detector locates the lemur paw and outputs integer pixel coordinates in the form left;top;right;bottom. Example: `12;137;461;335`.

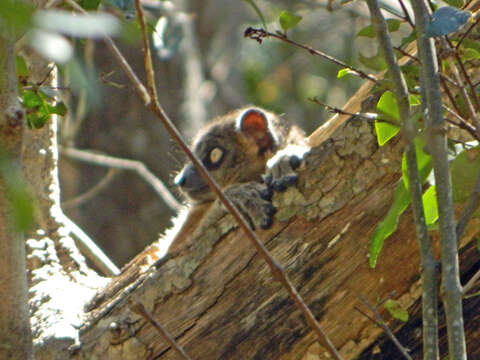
224;182;276;230
263;144;309;192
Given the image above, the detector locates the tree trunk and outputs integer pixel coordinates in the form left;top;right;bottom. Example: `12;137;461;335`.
74;81;480;358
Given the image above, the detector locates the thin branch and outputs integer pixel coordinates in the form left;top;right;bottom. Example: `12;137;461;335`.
365;0;439;359
129;300;192;360
398;0;415;28
62;168;119;209
411;0;467;358
62;215;120;276
309;97;378;121
455;15;480;50
133;1;343;359
394;46;420;62
445;37;480;112
244;27;377;83
443;104;480;140
59;147;182;213
358;296;413;360
463;268;480;296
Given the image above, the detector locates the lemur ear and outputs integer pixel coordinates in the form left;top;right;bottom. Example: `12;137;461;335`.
237;108;275;153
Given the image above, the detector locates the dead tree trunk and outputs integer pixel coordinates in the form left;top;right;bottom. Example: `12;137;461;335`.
73;80;480;359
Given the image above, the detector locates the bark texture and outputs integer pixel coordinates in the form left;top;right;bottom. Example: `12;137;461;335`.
74;95;480;359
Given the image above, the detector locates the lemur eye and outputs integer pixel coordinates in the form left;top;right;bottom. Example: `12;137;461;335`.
208;147;224;166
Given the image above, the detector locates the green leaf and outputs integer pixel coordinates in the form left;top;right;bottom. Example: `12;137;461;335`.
409;94;421;106
451;146;480;203
375;121;400;146
369;182;410;268
377;91;400;121
15;56;29;78
357;19;401;38
279;10;302;32
243;0;267;29
426;7;472;38
337;68;355;79
460;47;480;61
22;90;43;109
401;137;432;190
78;0;101;10
422;186;439;225
477;237;480;252
359;52;387;71
401;30;417;47
384;299;409;322
443;0;464;8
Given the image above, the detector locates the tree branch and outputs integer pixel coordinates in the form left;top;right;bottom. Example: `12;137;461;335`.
411;0;467;358
365;0;439;358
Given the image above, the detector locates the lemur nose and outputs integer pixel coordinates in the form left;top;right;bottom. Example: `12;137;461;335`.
174;171;186;187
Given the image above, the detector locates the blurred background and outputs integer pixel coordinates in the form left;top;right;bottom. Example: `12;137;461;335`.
57;0;410;268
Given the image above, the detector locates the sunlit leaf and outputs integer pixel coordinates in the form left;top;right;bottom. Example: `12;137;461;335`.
426;7;472;38
401;137;432;190
279;10;302;32
423;186;439;225
375;121;400;146
337;68;355;79
357;19;401;38
369;182;410;268
384;299;409;322
377;91;400;121
409;94;421;106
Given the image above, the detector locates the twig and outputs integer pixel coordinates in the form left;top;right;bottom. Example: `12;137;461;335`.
398;0;415;28
358;296;413;360
64;0;151;106
365;1;439;359
394;46;420;63
411;0;467;358
133;1;343;359
445;37;480;112
59;147;182;212
309;97;378;121
62;168;119;209
62;215;120;276
455;15;480;50
463;268;480;296
443;104;479;140
244;27;377;83
456;168;480;241
129;300;192;360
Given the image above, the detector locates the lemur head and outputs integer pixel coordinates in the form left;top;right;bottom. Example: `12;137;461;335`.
175;107;284;203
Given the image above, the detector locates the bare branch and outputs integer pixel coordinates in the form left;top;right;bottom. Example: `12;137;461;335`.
359;296;413;360
59;147;182;212
244;27;377;83
130;300;193;360
62;168;119;209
